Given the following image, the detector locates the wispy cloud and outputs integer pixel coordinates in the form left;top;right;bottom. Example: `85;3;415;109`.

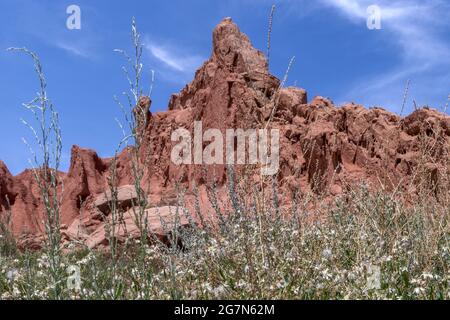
318;0;450;111
53;41;92;59
148;45;186;72
320;0;450;63
5;0;98;61
144;40;205;84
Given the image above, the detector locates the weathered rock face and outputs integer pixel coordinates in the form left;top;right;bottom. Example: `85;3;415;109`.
1;17;449;249
0;166;45;236
0;161;15;211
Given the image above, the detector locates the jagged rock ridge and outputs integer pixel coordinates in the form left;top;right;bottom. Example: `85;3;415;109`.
1;18;449;249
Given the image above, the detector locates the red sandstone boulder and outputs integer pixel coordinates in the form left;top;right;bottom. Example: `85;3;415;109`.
93;185;138;215
85;206;190;249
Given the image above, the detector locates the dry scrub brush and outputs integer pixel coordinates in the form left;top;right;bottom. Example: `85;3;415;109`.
1;169;448;299
6;48;64;299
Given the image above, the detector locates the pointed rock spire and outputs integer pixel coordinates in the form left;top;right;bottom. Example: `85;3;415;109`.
212;17;268;74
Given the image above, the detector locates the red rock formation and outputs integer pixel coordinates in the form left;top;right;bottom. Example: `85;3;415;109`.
1;18;449;249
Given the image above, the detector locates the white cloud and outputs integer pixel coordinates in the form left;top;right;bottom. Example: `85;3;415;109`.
145;43;204;74
320;0;420;20
148;45;184;72
318;0;450;112
54;41;91;59
320;0;450;63
143;40;205;85
5;0;98;61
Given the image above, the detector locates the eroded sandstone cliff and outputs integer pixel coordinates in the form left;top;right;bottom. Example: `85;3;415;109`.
1;18;449;249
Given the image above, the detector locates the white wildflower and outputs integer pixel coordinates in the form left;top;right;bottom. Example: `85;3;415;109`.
6;268;18;281
322;248;332;260
413;287;425;295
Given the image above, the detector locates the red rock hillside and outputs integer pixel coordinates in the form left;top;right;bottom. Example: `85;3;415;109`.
1;18;449;249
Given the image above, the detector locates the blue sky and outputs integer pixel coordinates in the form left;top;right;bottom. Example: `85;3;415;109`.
0;0;449;175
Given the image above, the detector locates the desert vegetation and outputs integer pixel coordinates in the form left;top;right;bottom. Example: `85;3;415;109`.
0;15;449;300
1;176;449;299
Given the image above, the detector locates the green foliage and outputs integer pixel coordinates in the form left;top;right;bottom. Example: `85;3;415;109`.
0;185;448;300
